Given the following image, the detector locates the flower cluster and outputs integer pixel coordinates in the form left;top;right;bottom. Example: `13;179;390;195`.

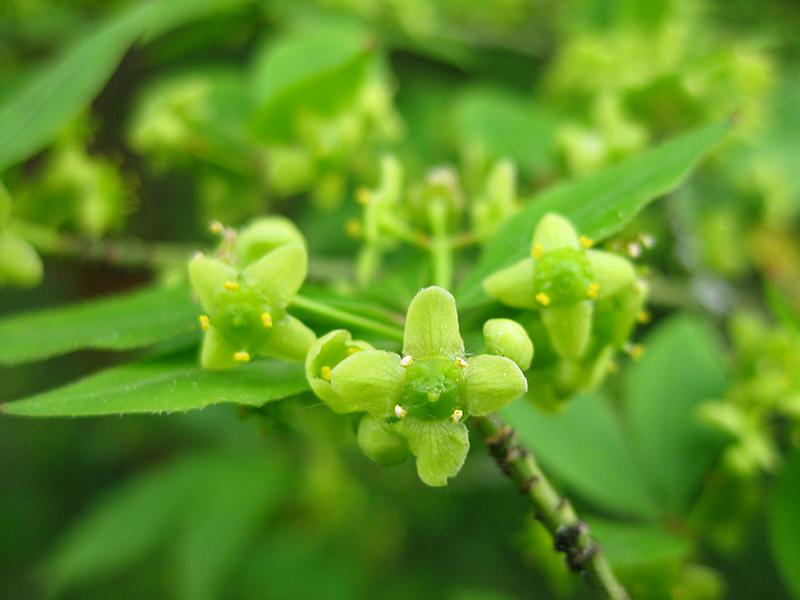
188;217;316;369
483;212;646;407
0;183;42;289
306;286;528;486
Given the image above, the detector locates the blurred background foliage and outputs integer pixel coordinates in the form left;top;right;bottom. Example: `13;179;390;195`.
1;0;800;598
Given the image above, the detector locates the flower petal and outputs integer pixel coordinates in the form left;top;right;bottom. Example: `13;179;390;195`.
482;319;534;370
464;354;528;415
200;326;238;370
532;213;579;252
482;258;537;309
306;330;374;413
400;417;469;486
188;255;238;311
357;415;408;466
236;216;305;267
242;243;307;307
258;314;316;362
587;250;635;298
330;350;404;417
403;286;464;358
541;300;593;359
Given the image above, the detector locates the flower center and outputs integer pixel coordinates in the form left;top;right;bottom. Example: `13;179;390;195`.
533;248;593;305
213;284;283;349
401;357;465;420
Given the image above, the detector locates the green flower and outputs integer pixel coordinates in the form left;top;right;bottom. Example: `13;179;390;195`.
483;212;635;359
312;286;528;486
188;241;315;370
0;182;43;289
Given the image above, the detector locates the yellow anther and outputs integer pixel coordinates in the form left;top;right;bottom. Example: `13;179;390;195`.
625;344;645;360
535;292;551;306
345;218;362;239
607;359;620;374
579;235;594;249
637;310;651;324
587;282;600;300
320;365;332;381
400;355;414;367
261;312;273;328
209;220;224;235
198;315;210;331
394;405;407;419
455;357;468;368
347;346;362;355
451;408;464;424
224;280;240;291
234;351;251;363
355;187;372;205
532;243;544;260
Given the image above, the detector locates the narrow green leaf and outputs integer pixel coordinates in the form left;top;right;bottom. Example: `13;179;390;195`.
0;285;197;365
0;2;157;171
2;353;308;417
768;450;800;599
626;315;728;514
590;519;692;569
503;393;661;519
456;121;731;309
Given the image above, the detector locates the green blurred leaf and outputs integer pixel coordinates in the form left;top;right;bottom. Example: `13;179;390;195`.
41;452;287;597
590;519;692;569
0;3;155;171
0;285;197;365
456;121;731;309
453;87;556;175
2;353;307;417
626;315;728;514
250;22;374;142
768;450;800;600
503;393;661;519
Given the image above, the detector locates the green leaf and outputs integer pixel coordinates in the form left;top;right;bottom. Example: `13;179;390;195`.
251;22;373;142
503;393;661;519
456;121;731;309
590;519;692;569
768;450;800;599
41;451;288;597
0;3;156;171
0;285;197;365
626;315;728;514
2;353;307;417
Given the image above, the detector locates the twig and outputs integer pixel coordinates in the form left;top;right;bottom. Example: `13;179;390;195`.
472;414;630;600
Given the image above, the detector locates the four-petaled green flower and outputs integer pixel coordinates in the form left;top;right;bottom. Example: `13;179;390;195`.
309;286;528;486
483;212;635;359
188;241;315;370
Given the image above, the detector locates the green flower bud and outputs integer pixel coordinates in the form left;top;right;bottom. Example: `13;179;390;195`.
357;414;408;466
0;231;43;288
472;160;518;242
235;216;305;267
265;146;315;197
306;330;374;413
541;300;593;359
483;318;534;370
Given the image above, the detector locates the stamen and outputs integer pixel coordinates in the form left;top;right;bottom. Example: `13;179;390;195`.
624;343;645;360
320;365;332;381
579;235;594;249
394;405;407;419
347;346;361;355
532;243;544;260
209;220;224;235
355;187;371;205
586;282;600;300
636;310;651;324
198;315;210;331
400;355;414;367
345;219;362;239
224;280;240;291
233;351;251;363
451;409;464;424
261;312;273;328
455;357;468;368
626;241;642;258
535;292;551;306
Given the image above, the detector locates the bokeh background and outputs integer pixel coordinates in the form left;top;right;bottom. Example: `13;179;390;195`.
2;1;800;599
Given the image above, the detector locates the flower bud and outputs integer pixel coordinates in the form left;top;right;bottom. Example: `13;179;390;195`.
483;318;534;370
0;231;43;288
357;414;409;466
305;330;374;413
236;216;306;266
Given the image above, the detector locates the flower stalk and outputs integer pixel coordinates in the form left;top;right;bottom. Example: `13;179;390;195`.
472;414;630;600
